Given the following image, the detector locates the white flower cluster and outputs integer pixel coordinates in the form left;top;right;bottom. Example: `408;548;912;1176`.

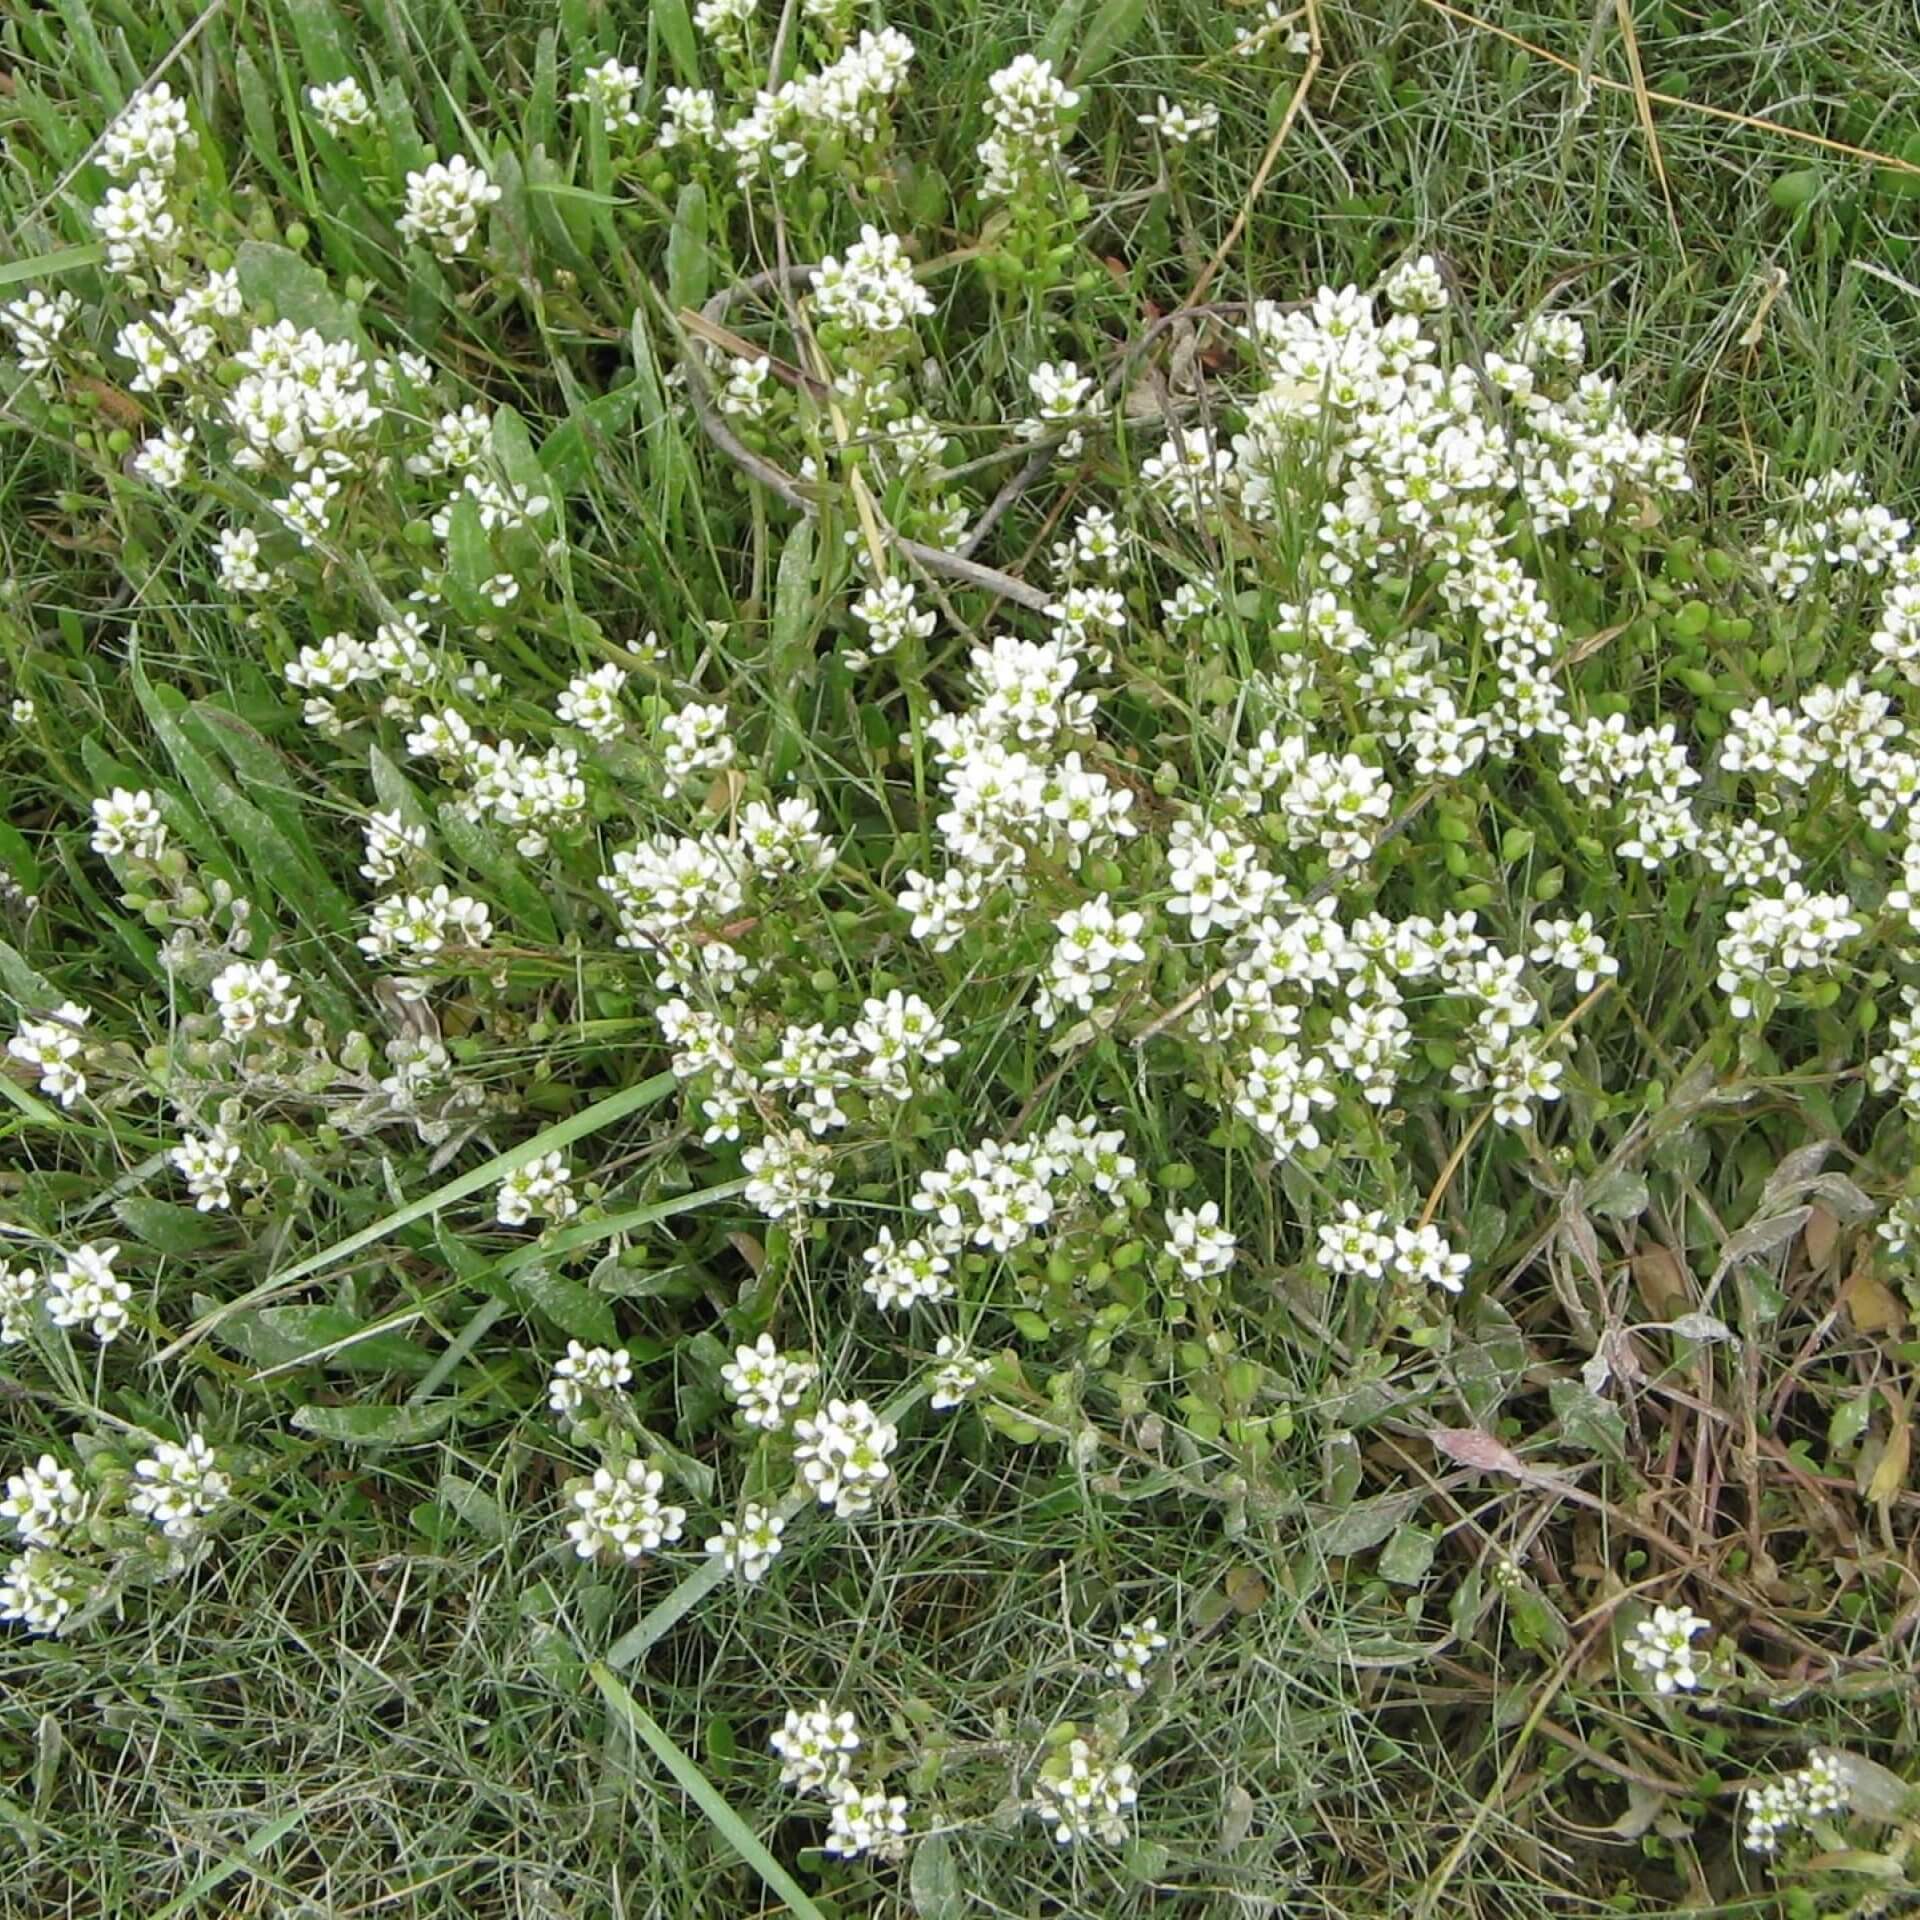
210;958;301;1041
791;1397;897;1517
720;1333;817;1430
883;1113;1135;1270
565;1459;687;1561
978;54;1079;201
1;1455;87;1548
128;1433;231;1540
897;629;1138;953
1316;1204;1469;1293
1104;1616;1168;1691
89;85;197;281
396;153;501;261
770;1701;911;1859
705;1500;786;1582
0;1428;230;1635
568;56;643;127
662;27;915;189
44;1243;134;1344
307;75;375;136
1;287;80;375
9;1001;90;1107
810;226;934;344
171;1127;241;1211
1034;1736;1138;1845
218;321;383;479
1033;893;1146;1029
1623;1603;1711;1695
1743;1751;1847;1855
654;986;954;1187
495;1150;576;1227
546;1341;633;1421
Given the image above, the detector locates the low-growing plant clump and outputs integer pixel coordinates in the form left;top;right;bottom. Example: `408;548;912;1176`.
4;0;1920;1913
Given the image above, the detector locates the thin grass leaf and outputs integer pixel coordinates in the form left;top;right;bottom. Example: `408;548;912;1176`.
589;1663;830;1920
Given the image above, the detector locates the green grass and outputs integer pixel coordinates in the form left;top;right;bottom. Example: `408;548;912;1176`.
3;1;1920;1915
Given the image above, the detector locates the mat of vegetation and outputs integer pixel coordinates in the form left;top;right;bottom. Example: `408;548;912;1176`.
4;1;1920;1914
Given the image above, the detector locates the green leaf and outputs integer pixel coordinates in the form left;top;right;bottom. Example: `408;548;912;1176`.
1548;1380;1629;1462
650;0;702;85
437;1470;507;1539
291;1402;453;1445
666;182;709;311
541;383;644;495
488;405;549;507
215;1304;435;1376
511;1261;618;1346
909;1830;963;1920
1069;0;1147;80
589;1664;830;1920
1378;1522;1439;1587
283;0;352;81
112;1197;228;1254
770;517;816;676
131;659;354;934
0;245;106;288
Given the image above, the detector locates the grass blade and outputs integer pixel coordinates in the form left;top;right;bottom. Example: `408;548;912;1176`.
157;1070;678;1358
588;1663;829;1920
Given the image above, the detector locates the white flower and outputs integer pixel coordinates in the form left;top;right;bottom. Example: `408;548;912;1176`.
810;227;934;341
171;1127;240;1211
100;84;197;181
928;1336;988;1411
556;664;629;741
772;1701;860;1795
0;1455;87;1548
129;1433;230;1539
1104;1616;1168;1691
659;701;734;798
1624;1603;1711;1695
1164;1202;1236;1283
90;787;167;860
793;1398;897;1518
209;958;301;1039
131;425;195;490
1137;97;1218;145
705;1502;786;1583
568;56;643;127
565;1459;686;1561
741;1129;835;1219
720;1334;817;1431
1391;1222;1469;1294
1;288;80;374
1318;1202;1395;1280
823;1779;910;1857
44;1243;132;1343
1383;253;1449;314
1528;912;1617;994
1744;1751;1847;1854
0;1549;83;1635
214;525;278;594
546;1341;632;1420
397;153;502;260
861;1227;954;1311
10;1001;91;1107
1034;1737;1137;1845
307;75;375;136
0;1264;40;1344
495;1150;577;1227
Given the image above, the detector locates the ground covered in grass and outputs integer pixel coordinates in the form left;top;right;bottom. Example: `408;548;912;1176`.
5;1;1920;1915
